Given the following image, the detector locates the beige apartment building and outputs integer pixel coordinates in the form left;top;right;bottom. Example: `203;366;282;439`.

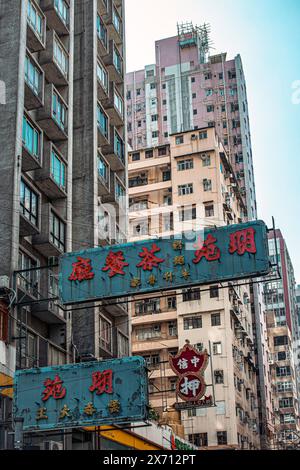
128;127;260;449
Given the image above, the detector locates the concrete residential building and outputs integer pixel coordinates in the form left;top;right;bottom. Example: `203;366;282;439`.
129;127;261;449
264;230;300;447
127;23;273;449
0;0;127;450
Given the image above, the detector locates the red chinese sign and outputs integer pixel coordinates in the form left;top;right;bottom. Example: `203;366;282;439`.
193;234;221;264
69;257;95;282
137;243;165;271
102;251;129;277
229;228;257;255
42;375;67;402
169;343;209;402
89;370;113;395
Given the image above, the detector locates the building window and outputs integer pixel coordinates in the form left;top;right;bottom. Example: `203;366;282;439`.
217;431;227;445
213;342;222;355
163;195;172;206
97;15;107;48
20;179;38;227
167;296;177;310
178;183;193;196
114;90;124;117
207;105;214;112
183;289;200;302
112;6;121;34
0;304;8;342
277;351;286;361
176;135;184;145
179;206;196;221
18;252;39;297
199;131;207;140
97;61;108;91
113;46;122;75
219;72;223;80
151;114;158;122
203;179;212;191
22;115;41;160
97;104;108;139
214;370;224;384
143;354;160;367
50;211;66;252
132;152;140;161
158;146;167;156
115;180;125;203
205;204;214;217
97;154;109;185
117;332;129;357
277;382;293;393
51;150;66;190
100;315;112;353
145;149;153;159
170;378;177;391
27;0;43;40
54;37;68;77
150;83;156;90
274;336;288;347
279;397;293;409
184;316;202;330
168;321;177;337
52;91;67;132
211;313;221;326
189;433;208;447
205;89;213;97
152;131;159;138
210;286;219;298
136;325;161;341
193;109;197;115
54;0;69;26
177;159;193;171
25;54;42;97
276;366;291;377
191;77;195;83
163;115;168;121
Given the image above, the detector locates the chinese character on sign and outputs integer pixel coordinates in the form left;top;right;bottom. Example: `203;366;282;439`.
163;271;174;283
173;255;185;266
180;376;201;398
69;257;95;282
102;251;129;277
130;277;141;288
191;356;200;368
59;405;71;420
89;370;113;395
137;244;165;271
148;274;157;286
229;228;257;255
84;402;97;416
108;400;121;415
42;375;66;402
193;234;221;264
177;358;189;370
36;407;48;421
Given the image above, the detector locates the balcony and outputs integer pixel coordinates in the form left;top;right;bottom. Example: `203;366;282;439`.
97;60;109;100
22;113;43;172
103;40;123;84
36;84;68;141
101;126;125;171
102;298;128;317
105;1;123;45
24;50;44;110
132;309;178;326
97;152;110;196
97;103;110;146
35;141;67;200
97;14;109;57
19;178;41;237
102;83;124;127
39;30;69;86
27;0;46;52
98;0;109;15
40;0;70;36
31;270;66;324
102;173;125;208
33;204;66;257
132;338;178;353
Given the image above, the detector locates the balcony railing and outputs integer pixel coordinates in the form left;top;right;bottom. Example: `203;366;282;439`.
40;0;70;35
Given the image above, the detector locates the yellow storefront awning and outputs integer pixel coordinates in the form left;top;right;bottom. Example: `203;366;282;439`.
0;373;13;398
84;425;162;451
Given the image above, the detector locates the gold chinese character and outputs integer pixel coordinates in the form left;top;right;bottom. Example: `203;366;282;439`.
36;407;48;421
84;402;97;416
174;255;185;266
131;277;141;288
108;400;121;415
59;404;71;420
163;272;174;282
181;268;190;280
173;240;183;251
148;274;157;286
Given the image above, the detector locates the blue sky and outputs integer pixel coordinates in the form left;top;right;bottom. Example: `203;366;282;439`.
125;0;300;283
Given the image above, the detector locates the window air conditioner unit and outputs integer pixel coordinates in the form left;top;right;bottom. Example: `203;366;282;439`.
42;441;63;451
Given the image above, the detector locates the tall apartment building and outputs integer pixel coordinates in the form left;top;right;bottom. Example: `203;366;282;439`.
129;127;261;449
126;23;273;448
0;0;127;450
264;230;300;447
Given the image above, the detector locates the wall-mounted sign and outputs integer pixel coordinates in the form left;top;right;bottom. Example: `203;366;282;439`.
13;357;148;431
169;343;209;402
59;221;270;305
174;395;214;411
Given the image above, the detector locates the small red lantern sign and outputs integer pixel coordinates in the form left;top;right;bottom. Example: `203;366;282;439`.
169;343;209;402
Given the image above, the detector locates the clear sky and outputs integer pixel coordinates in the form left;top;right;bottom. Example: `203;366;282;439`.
125;0;300;283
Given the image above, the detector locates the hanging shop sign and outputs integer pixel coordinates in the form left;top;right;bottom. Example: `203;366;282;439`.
13;357;148;432
59;220;270;305
169;343;209;402
174;395;214;411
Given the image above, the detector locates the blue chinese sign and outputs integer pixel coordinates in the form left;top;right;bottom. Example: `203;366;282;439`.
59;220;270;305
13;357;149;431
